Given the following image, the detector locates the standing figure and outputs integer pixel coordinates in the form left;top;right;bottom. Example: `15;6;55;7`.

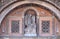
24;11;37;36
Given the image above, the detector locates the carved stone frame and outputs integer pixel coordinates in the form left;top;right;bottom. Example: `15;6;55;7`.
8;16;23;36
22;7;39;36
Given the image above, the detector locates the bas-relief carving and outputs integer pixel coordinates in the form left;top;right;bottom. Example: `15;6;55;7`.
24;10;37;36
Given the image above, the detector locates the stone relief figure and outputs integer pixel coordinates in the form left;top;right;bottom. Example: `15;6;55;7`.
24;10;37;36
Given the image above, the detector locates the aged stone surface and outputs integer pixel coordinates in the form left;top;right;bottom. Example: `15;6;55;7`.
2;37;57;39
0;0;60;39
0;1;60;24
0;0;60;8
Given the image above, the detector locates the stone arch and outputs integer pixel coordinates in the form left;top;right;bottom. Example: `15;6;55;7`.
0;1;60;25
22;7;39;18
